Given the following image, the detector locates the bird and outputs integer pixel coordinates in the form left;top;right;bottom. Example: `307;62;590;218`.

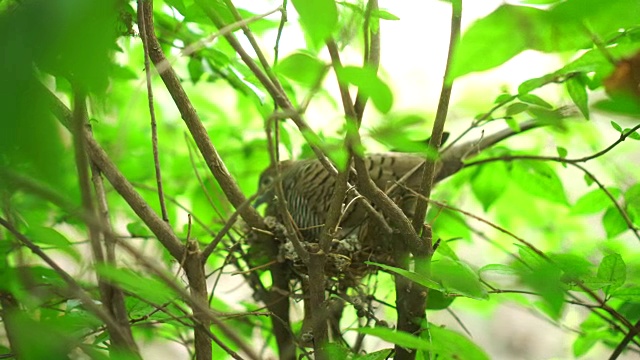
255;119;545;244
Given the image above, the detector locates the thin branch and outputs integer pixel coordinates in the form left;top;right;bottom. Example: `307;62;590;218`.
138;1;169;222
411;1;461;237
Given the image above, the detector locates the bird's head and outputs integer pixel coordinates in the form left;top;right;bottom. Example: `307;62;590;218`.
254;160;295;208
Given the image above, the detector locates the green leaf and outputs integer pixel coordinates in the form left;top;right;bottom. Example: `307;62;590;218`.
625;129;640;140
355;326;489;360
291;0;338;48
429;208;471;241
471;161;510;211
597;253;626;294
96;265;178;304
425;290;455;310
565;76;589;119
25;226;80;261
570;187;621;215
625;183;640;226
372;9;400;21
188;57;204;83
428;325;490;360
611;287;640;302
556;146;567;158
549;253;593;280
505;102;529;116
432;256;489;300
610;120;622;132
355;327;432;351
511;161;568;205
336;66;393;113
479;263;518;276
602;206;627;238
573;332;599;357
517;93;553;108
276;52;325;86
518;260;565;320
366;262;445;292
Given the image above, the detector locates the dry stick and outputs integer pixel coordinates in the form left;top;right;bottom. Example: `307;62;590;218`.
138;1;169;223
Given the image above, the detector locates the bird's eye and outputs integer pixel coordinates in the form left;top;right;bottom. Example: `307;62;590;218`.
260;176;273;188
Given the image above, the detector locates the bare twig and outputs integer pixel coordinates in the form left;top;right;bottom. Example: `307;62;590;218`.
138;1;169;222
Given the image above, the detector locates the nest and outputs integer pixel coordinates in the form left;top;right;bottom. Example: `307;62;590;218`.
247;216;397;290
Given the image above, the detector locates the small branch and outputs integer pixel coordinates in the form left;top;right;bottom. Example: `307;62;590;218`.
138;1;169;222
411;1;461;237
273;0;288;64
610;319;640;360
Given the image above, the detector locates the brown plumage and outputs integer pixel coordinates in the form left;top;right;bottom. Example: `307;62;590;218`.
256;120;543;242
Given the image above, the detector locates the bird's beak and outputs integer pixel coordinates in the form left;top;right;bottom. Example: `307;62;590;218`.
253;193;268;208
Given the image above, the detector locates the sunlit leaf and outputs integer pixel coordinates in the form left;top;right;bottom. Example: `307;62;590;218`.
432;256;489;300
276;52;326;86
336;66;393;113
611;286;640;302
597;253;626;294
96;265;178;304
602;206;627;238
366;262;445;292
517;93;553;108
291;0;338;48
570;187;621;215
625;183;640;226
470;161;510;211
565;76;589;119
511;161;568;205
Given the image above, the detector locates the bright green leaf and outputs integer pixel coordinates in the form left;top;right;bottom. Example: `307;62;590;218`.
611;286;640;302
611;120;622;132
517;93;553;108
428;325;490;360
570;187;621;215
505;102;529;116
276;52;326;86
432;256;489;300
291;0;338;48
336;66;393;113
96;264;178;304
625;184;640;226
556;146;567;158
471;161;510;211
597;253;626;294
565;76;589;119
602;206;628;238
372;9;400;21
366;262;445;292
511;161;568;205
